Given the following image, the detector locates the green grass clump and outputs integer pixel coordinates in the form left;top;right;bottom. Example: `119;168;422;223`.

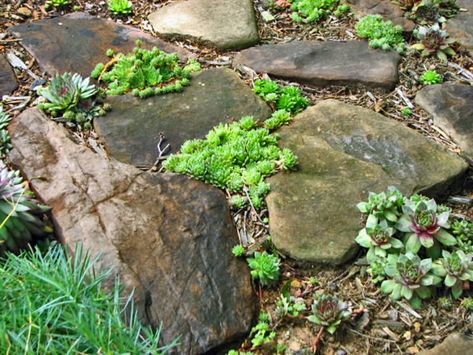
355;15;407;53
163;116;298;209
290;0;349;23
253;79;309;115
0;244;177;353
108;0;133;14
420;69;443;84
91;41;201;98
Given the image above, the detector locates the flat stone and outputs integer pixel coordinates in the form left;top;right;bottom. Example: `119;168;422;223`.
148;0;259;50
347;0;415;31
415;83;473;162
445;0;473;52
9;12;189;77
419;333;473;355
8;109;256;354
266;100;467;264
233;41;401;90
94;68;271;166
0;54;18;97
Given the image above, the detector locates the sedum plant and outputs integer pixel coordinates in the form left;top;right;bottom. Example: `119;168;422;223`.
108;0;133;15
45;0;70;9
0;106;12;157
412;24;456;61
38;72;107;129
0;161;49;256
92;42;201;98
420;69;443;84
264;109;293;130
432;250;473;298
232;244;245;257
247;251;281;287
253;79;309;115
355;15;407;53
164;116;298;209
289;0;349;23
307;294;351;334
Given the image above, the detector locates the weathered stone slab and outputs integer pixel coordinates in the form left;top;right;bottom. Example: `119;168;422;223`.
94;68;272;167
148;0;259;50
419;333;473;355
415;83;473;162
347;0;415;31
8;109;256;354
445;0;473;52
233;41;401;90
9;12;189;77
267;100;468;264
0;54;18;97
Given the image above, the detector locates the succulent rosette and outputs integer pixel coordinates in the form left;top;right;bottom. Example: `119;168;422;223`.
396;199;455;253
307;295;351;334
357;186;405;223
432;250;473;299
381;252;442;308
356;218;403;262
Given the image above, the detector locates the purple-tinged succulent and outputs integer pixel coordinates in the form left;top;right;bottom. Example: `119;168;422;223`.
307;294;351;334
396;199;455;253
432;250;473;298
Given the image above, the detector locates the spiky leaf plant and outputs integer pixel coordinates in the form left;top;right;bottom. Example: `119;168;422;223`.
412;24;456;61
420;69;443;84
0;106;12;157
0;161;48;256
307;294;351;334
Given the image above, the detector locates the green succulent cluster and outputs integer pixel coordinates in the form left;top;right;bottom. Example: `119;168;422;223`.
108;0;133;15
357;187;473;307
38;72;108;129
249;312;276;348
45;0;70;9
91;42;201;98
232;244;245;257
420;69;443;84
307;294;351;334
253;78;309;115
0;107;12;157
355;15;407;53
412;24;456;61
164;116;298;209
275;293;306;318
0;161;49;256
289;0;350;23
247;251;281;287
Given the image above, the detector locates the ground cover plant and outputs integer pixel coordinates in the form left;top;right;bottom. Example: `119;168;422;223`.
356;187;473;308
289;0;350;23
355;15;407;53
38;72;109;129
163;116;298;209
91;41;201;98
108;0;133;15
45;0;70;9
0;244;177;353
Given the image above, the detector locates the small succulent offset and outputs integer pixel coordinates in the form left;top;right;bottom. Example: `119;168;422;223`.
357;186;406;224
290;0;348;23
396;199;455;253
92;42;200;98
432;250;473;298
381;252;441;308
247;251;281;287
356;219;403;262
355;15;407;53
420;69;443;84
38;73;107;129
264;110;293;130
45;0;70;9
253;79;309;115
401;107;413;117
108;0;133;15
367;256;390;284
232;244;245;257
307;294;351;334
249;313;276;348
0;161;49;256
275;294;307;318
451;219;473;254
0;107;12;157
412;24;456;61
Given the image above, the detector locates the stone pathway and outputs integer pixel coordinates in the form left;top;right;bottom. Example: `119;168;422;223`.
266;100;467;264
9;12;189;77
0;54;18;97
8;108;256;354
415;83;473;162
148;0;259;50
233;41;401;90
95;68;271;166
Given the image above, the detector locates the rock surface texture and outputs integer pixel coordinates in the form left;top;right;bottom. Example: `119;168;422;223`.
266;100;468;264
233;41;401;90
148;0;259;50
0;54;18;97
415;83;473;162
94;68;271;166
9;12;189;77
8;109;256;354
347;0;415;31
419;333;473;355
445;0;473;52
